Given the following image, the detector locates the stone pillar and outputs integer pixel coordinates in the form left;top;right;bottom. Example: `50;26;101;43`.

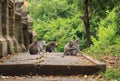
15;15;23;52
21;4;29;51
0;1;7;57
27;15;33;45
9;0;19;53
22;23;29;50
2;0;14;54
15;14;26;52
28;30;33;45
15;1;26;52
18;18;26;52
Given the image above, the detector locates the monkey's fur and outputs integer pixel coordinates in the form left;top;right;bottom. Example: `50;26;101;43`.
73;39;82;55
64;41;75;55
64;39;82;56
46;42;56;52
38;40;46;52
28;41;40;55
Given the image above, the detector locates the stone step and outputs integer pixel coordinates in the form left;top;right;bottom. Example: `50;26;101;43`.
0;53;106;76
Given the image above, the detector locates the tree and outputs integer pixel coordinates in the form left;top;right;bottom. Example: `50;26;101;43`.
80;0;92;47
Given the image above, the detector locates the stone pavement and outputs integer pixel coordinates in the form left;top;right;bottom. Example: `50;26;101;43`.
0;75;93;81
0;52;106;76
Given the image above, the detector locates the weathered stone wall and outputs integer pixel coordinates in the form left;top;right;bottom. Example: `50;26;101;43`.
0;0;33;57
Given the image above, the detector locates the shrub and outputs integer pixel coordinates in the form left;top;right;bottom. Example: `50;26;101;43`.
104;68;120;80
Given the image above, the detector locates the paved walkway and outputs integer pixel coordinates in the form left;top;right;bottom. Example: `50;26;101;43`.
0;75;93;81
0;52;93;65
0;52;106;76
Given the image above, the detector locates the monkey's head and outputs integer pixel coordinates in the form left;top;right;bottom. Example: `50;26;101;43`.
68;41;74;47
34;41;38;45
50;42;56;47
75;39;80;44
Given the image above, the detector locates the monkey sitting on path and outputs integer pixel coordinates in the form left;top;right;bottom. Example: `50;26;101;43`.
28;41;40;55
64;41;76;55
46;42;56;52
72;39;82;56
64;39;82;56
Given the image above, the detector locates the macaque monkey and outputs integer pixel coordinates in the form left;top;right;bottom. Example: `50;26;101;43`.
64;39;82;56
64;41;76;55
73;39;82;56
28;41;40;55
38;40;47;52
46;42;56;52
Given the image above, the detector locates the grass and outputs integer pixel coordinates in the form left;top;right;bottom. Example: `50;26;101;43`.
103;68;120;80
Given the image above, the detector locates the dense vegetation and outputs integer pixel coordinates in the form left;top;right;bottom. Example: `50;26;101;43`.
28;0;85;51
28;0;120;80
28;0;120;54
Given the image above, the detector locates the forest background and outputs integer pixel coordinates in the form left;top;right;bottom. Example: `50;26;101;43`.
28;0;120;55
27;0;120;80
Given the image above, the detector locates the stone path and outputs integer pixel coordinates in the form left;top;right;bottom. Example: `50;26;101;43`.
0;52;106;76
0;75;92;81
0;53;93;65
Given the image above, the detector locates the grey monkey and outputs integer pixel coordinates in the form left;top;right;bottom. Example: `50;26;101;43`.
64;39;82;56
46;42;56;52
38;40;47;52
64;41;76;55
28;41;40;55
72;39;82;56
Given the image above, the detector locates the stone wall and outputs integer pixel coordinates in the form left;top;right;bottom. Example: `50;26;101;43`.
0;0;33;57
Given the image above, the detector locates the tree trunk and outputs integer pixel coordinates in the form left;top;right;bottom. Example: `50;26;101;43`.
81;0;92;47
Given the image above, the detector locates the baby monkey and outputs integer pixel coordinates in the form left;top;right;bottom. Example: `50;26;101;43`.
73;39;82;56
46;42;56;52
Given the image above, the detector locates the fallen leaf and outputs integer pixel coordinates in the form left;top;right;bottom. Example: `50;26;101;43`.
84;75;87;78
108;61;115;64
0;76;9;79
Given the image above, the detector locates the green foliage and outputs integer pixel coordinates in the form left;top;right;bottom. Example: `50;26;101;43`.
84;7;120;56
11;46;16;54
104;68;120;80
29;0;79;21
28;0;120;55
28;0;85;52
34;16;84;51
